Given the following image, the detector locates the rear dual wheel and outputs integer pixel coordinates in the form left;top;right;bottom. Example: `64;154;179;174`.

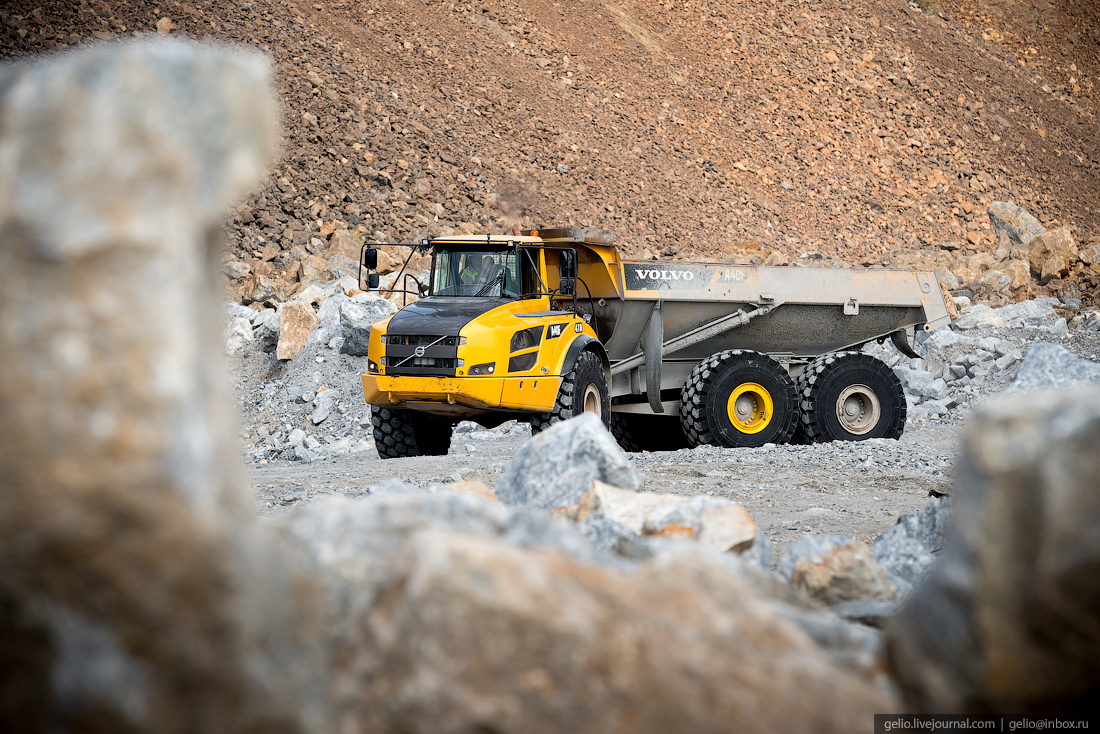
610;412;691;452
796;352;905;442
680;350;799;448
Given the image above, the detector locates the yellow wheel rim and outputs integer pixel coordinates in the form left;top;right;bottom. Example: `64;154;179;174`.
726;382;773;434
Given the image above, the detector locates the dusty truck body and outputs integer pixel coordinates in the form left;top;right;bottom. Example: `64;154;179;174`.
358;228;952;457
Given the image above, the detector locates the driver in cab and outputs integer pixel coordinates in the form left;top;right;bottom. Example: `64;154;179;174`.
460;254;490;286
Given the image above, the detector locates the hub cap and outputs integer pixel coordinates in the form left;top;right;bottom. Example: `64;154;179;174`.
726;382;773;434
582;383;602;418
835;384;881;435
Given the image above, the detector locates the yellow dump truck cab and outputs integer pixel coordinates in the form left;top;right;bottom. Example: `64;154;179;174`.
360;229;614;458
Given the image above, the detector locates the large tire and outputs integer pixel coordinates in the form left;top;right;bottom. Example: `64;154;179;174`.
610;412;691;452
679;350;799;448
796;352;905;443
530;350;610;434
372;407;454;458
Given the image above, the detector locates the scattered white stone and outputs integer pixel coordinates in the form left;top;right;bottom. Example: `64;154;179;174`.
223;315;254;355
953;304;1005;330
311;390;334;425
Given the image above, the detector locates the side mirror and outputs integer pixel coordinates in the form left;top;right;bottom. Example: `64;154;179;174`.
558;250;576;279
363;247;378;270
367;273;380;289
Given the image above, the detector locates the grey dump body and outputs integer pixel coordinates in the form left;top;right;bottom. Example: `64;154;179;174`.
586;259;951;415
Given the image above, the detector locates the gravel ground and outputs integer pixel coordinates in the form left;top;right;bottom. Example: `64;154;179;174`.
248;416;959;566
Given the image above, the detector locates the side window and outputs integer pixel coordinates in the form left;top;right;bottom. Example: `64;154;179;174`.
520;249;541;295
506;256;519;297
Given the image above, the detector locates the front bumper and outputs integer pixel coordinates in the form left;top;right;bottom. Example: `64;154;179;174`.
362;373;560;414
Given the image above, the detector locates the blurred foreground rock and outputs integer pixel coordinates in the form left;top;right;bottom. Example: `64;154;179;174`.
0;41;327;731
792;542;897;605
284;494;891;734
889;388;1100;714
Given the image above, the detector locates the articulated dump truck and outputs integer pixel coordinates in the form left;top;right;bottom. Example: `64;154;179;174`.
358;227;953;458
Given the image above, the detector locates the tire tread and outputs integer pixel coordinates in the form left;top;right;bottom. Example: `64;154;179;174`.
679;349;798;448
530;351;608;434
796;351;905;442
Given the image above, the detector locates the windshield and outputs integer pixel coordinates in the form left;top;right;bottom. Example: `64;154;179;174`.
431;248;537;298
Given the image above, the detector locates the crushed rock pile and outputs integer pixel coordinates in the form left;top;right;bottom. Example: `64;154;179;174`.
876;295;1100;423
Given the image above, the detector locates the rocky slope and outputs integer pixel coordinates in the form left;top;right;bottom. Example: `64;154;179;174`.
3;0;1099;306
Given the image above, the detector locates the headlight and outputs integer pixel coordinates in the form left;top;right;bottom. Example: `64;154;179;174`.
510;326;544;352
368;360;379;373
469;362;496;375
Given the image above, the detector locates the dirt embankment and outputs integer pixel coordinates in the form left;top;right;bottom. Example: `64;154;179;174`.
3;0;1098;280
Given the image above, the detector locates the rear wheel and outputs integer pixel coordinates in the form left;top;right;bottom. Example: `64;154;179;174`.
530;351;610;434
610;412;691;452
680;350;799;448
372;407;455;458
796;352;905;442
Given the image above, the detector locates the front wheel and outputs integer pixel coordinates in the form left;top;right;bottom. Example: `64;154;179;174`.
530;350;610;434
796;352;906;442
679;350;799;448
372;407;454;459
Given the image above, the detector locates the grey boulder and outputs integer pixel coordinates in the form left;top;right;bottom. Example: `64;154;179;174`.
306;292;348;347
987;201;1044;249
256;305;282;352
993;297;1067;334
339;293;397;356
495;413;643;510
1006;342;1100;394
311;389;335;425
870;497;951;600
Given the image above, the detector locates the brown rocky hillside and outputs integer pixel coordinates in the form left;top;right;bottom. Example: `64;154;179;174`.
3;0;1099;304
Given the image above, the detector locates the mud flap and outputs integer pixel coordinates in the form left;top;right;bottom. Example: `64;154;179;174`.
891;328;920;359
641;301;664;413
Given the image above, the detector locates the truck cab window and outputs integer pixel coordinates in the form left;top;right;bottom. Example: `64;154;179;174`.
431;249;531;298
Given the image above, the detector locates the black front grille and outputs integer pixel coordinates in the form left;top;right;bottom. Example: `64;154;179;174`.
392;357;457;370
387;334;460;347
385;334;459;377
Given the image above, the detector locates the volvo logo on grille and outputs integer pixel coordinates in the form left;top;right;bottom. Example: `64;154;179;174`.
414;346;426;357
